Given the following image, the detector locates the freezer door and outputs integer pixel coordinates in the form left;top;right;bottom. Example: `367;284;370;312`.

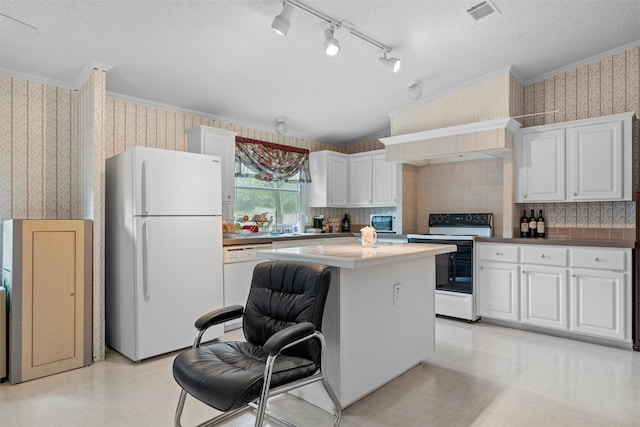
132;147;222;216
134;215;223;360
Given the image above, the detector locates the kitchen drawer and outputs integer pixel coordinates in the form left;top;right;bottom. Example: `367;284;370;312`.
477;243;519;263
571;248;627;271
522;246;568;267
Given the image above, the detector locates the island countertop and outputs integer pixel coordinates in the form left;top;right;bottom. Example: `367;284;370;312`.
256;241;456;269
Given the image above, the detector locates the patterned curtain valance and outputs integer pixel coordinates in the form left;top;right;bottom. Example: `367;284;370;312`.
235;137;312;183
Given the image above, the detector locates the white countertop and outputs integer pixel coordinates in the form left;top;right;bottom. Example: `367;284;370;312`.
257;241;456;269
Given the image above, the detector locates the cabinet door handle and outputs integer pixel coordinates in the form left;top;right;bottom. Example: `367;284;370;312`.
495;252;501;256
540;254;546;258
521;194;527;198
572;192;577;196
572;274;576;277
522;270;527;273
594;257;600;262
479;266;484;271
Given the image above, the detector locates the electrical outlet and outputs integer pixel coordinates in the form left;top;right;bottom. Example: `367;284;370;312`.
393;283;401;305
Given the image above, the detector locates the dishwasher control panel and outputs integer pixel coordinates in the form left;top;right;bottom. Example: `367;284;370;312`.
223;244;272;264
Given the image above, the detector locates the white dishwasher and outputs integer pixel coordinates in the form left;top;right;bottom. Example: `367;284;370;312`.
223;243;272;331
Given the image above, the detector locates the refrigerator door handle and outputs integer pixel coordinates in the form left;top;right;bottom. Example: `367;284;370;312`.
141;160;149;214
142;220;151;301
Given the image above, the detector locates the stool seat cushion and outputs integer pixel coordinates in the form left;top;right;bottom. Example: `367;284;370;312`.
173;341;318;412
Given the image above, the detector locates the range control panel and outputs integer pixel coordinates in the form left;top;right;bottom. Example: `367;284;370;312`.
428;213;493;227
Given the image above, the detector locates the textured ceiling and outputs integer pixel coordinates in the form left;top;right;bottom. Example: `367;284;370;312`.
1;0;639;146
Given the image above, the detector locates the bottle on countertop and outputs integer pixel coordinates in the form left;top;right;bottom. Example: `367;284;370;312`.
536;209;545;238
528;209;537;238
341;214;350;232
520;209;529;238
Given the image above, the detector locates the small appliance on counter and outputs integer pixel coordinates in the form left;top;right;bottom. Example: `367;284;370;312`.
370;214;397;234
313;215;324;230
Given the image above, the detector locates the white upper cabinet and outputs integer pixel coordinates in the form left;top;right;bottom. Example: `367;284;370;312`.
372;151;397;206
349;153;373;206
516;112;634;202
567;120;623;201
185;126;237;206
309;150;348;207
349;150;397;207
518;129;565;202
311;149;396;208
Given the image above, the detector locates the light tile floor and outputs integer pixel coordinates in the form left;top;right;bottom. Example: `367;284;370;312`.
1;318;639;426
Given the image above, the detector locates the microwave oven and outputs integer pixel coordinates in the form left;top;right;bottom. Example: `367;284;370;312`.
370;214;397;234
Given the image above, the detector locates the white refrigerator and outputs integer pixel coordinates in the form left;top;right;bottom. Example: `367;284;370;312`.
105;146;224;362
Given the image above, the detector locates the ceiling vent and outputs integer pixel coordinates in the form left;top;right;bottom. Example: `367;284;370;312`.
467;1;498;21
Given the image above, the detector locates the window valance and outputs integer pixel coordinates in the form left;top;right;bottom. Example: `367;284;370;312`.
235;137;312;183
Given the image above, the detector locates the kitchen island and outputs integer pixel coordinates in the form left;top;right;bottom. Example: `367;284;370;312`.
257;241;456;410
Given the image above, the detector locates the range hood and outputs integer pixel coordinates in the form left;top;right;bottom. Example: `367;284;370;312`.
380;117;522;165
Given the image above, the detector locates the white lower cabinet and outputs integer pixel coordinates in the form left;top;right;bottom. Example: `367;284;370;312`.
477;261;519;322
476;242;631;347
521;266;568;330
570;269;626;341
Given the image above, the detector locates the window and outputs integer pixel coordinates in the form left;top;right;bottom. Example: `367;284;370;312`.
234;165;302;229
233;137;310;231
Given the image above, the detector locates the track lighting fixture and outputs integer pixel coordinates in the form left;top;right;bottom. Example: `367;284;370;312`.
275;118;288;135
378;50;401;73
271;2;293;35
324;27;340;56
270;0;399;69
408;81;422;100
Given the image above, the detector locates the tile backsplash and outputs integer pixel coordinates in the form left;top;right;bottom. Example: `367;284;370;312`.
308;206;397;231
516;201;636;240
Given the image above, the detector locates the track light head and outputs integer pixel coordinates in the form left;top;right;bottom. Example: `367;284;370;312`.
324;27;340;56
275;118;288;135
408;81;422;100
378;51;401;73
271;2;293;35
388;57;401;73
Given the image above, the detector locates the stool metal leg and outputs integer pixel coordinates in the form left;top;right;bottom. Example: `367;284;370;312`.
255;354;277;427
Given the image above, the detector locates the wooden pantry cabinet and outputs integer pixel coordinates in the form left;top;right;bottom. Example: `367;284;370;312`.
476;241;632;347
516;112;634;203
2;220;92;383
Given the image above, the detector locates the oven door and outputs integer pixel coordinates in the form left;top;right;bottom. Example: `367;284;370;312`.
408;238;474;294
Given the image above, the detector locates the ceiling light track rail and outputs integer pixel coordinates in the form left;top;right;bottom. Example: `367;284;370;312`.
272;0;399;70
285;0;392;52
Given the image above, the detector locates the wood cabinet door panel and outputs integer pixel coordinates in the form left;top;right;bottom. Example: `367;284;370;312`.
32;231;76;366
